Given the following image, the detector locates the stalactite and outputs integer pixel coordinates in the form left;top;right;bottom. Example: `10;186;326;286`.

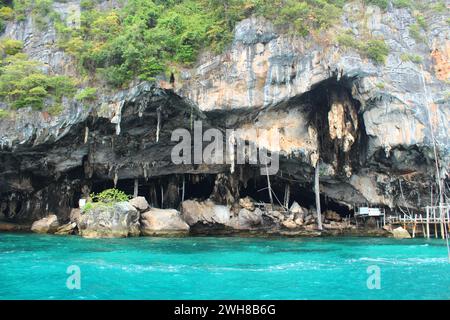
133;179;138;198
284;184;290;209
182;175;185;203
84;126;89;144
315;160;323;230
114;168;119;188
228;131;236;174
143;165;148;181
156;106;162;142
265;165;273;210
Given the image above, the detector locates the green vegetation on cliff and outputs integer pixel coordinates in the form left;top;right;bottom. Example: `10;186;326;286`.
0;0;446;110
337;33;389;64
18;0;351;89
0;38;76;110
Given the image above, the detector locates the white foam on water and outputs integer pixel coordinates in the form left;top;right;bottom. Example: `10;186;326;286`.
347;257;448;265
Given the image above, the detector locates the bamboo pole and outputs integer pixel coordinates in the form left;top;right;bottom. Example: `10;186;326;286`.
149;185;153;207
447;206;450;230
284;184;290;209
422;220;426;238
426;206;430;239
153;185;158;208
314;161;323;231
412;214;417;238
181;175;185;203
133;179;138;198
434;209;438;239
265;165;273;211
160;185;164;209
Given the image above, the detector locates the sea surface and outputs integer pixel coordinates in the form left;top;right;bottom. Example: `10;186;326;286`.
0;233;449;299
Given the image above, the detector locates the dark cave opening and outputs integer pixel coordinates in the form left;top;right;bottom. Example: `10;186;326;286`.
88;173;216;209
85;167;353;217
301;76;368;174
240;174;353;217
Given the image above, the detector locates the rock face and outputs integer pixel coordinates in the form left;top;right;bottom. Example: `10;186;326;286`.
129;197;150;213
391;226;412;239
325;210;342;222
0;2;448;227
239;197;255;211
55;222;77;235
31;215;59;234
69;208;81;224
0;221;30;232
176;8;450;209
181;200;231;227
140;208;189;236
236;208;263;230
78;202;140;238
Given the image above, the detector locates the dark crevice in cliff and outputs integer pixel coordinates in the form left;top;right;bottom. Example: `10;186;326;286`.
305;77;367;174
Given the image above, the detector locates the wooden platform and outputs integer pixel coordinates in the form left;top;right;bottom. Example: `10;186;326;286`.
388;204;450;239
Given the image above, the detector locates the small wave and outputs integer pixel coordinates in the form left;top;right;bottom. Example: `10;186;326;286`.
347;257;448;265
91;259;337;273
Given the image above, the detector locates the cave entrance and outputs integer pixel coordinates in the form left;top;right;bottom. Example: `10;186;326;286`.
88;170;353;217
239;174;353;217
303;76;367;176
89;173;216;209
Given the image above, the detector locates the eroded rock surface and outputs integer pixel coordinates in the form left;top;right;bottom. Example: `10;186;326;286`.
78;202;140;238
31;214;59;234
391;226;412;239
140;208;189;236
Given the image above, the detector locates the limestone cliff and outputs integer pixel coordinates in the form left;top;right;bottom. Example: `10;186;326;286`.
0;1;449;224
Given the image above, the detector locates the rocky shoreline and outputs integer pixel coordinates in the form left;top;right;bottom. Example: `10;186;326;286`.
0;195;395;238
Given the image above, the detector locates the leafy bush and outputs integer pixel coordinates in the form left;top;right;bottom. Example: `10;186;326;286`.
80;0;95;11
416;15;427;30
0;109;11;118
400;53;423;64
337;32;389;64
431;1;447;13
13;0;31;21
364;0;389;10
81;201;93;213
75;87;97;101
0;52;76;110
409;23;423;43
90;188;130;204
392;0;411;8
0;38;23;55
365;39;389;64
337;33;362;50
0;6;14;20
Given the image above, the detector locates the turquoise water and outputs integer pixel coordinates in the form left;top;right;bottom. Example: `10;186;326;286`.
0;233;449;300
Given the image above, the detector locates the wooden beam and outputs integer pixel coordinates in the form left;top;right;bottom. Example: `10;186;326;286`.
181;175;185;203
265;165;273;211
161;185;164;209
314;161;323;231
133;179;138;198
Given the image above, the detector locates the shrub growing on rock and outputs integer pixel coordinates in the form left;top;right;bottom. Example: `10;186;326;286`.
75;87;97;102
90;188;131;204
364;39;389;64
364;0;389;10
